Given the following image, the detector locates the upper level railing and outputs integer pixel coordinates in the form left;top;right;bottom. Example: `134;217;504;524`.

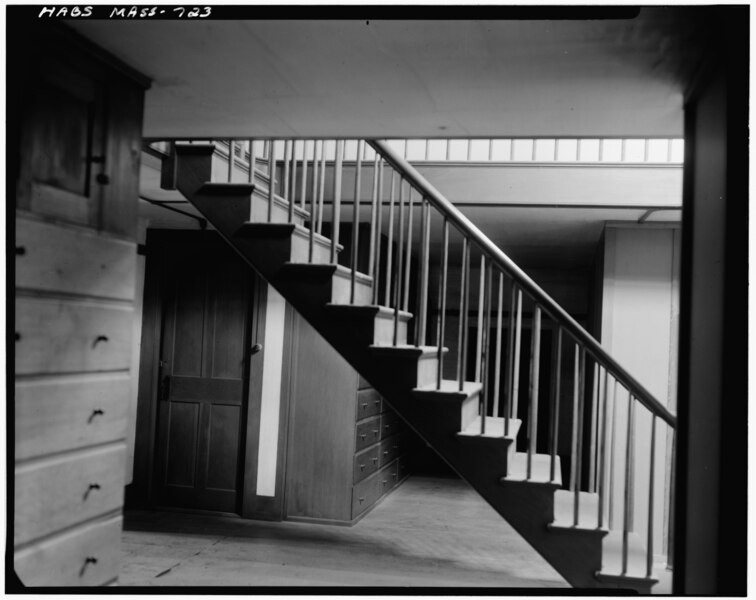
158;136;677;578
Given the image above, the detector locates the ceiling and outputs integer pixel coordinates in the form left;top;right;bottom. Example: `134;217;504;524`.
68;8;710;139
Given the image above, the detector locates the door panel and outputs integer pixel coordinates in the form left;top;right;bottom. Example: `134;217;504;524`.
153;239;251;513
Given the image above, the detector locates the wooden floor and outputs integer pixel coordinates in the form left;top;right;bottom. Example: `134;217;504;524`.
120;475;568;588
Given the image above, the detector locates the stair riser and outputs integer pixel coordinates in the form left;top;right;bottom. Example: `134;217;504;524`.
251;191;307;227
460;393;479;431
190;193;252;238
417;354;442;388
373;314;408;346
289;230;333;265
331;274;373;305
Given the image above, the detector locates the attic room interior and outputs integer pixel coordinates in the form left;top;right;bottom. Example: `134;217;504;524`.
8;6;748;595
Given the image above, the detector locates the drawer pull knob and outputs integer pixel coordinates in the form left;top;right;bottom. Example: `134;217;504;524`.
359;464;365;471
88;409;105;423
358;497;365;504
359;433;366;440
15;246;26;256
372;457;378;464
361;403;368;409
385;424;391;429
372;429;379;435
92;335;109;348
375;400;381;405
79;556;98;577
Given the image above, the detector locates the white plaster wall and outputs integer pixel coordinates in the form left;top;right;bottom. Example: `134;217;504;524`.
601;225;680;562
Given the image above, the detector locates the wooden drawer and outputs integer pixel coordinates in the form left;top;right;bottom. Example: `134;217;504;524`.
15;297;133;375
15;444;125;546
355;415;382;451
351;470;380;518
376;460;399;496
379;410;404;441
16;217;136;300
353;443;381;484
15;374;129;461
355;388;382;421
378;433;405;467
15;515;121;586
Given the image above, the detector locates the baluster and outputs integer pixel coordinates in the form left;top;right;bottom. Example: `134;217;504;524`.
317;140;327;234
504;282;517;435
384;171;396;307
480;261;493;434
309;141;320;262
300;140;309;210
436;218;449;389
372;161;384;304
368;155;379;282
267;140;278;222
330;140;344;262
492;272;504;418
403;187;414;311
283;140;291;207
527;305;542;479
647;415;657;578
350;140;364;303
549;327;562;482
511;287;523;420
416;199;430;347
227;140;234;181
394;178;405;342
598;369;610;528
475;255;485;382
248;139;256;183
589;363;600;492
290;141;299;207
666;431;676;570
456;238;469;388
573;345;585;526
622;393;636;575
609;379;619;529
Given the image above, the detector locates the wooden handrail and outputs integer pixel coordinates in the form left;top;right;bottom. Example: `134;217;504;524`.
368;138;677;428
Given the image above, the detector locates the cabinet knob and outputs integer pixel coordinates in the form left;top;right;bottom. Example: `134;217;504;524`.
359;433;366;440
358;497;365;504
92;335;109;348
96;173;110;185
372;457;378;464
359;464;365;471
83;483;101;501
15;246;26;256
79;556;98;577
88;409;105;424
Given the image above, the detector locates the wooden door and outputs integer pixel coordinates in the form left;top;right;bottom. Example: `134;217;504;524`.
153;239;252;513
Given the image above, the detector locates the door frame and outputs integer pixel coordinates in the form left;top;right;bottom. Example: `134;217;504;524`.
127;229;270;514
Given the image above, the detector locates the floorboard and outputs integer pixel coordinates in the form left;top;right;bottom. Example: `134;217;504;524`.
120;475;568;588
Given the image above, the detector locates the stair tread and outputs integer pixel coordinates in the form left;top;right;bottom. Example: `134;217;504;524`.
370;345;448;357
237;221;335;248
325;303;413;319
415;379;480;395
502;452;562;486
459;416;521;439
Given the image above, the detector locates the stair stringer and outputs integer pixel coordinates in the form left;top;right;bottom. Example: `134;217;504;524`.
175;158;646;592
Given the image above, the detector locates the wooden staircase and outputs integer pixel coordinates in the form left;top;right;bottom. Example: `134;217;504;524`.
165;140;673;593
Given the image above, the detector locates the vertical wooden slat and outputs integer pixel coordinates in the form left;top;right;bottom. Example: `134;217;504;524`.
573;346;585;526
309;141;320;262
384;171;396;307
368;155;380;281
283;140;291;206
511;288;523;419
267;140;277;222
393;179;405;344
248;139;256;183
227;140;234;182
666;431;676;570
504;282;517;435
549;327;562;482
598;369;610;528
317;140;327;234
492;272;503;417
350;140;364;303
570;343;580;493
290;141;299;207
436;218;449;389
589;363;600;492
526;305;541;479
416;199;430;346
475;255;485;382
300;140;309;209
403;187;414;311
330;140;344;262
647;415;657;577
480;260;493;434
456;238;469;388
458;241;470;394
372;161;384;305
622;393;636;575
609;379;619;529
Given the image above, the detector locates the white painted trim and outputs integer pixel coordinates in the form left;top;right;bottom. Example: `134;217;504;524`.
256;285;286;497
